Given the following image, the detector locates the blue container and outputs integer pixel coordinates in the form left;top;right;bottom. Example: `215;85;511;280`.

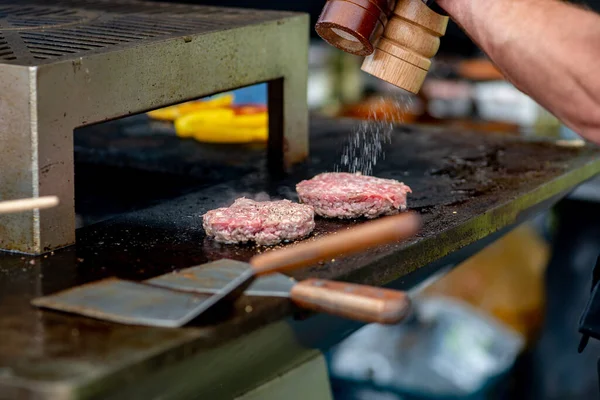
231;83;267;104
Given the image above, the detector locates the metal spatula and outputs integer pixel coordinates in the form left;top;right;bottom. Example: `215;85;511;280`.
32;212;421;327
147;260;412;325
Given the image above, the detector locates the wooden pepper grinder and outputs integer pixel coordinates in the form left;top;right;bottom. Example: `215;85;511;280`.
361;0;449;93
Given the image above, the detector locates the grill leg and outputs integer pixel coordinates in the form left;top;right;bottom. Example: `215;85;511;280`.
267;22;309;174
268;78;285;175
0;66;75;254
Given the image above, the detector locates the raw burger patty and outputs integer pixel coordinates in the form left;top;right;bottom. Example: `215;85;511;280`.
203;198;315;245
296;172;412;219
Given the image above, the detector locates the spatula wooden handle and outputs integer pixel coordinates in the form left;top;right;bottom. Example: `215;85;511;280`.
249;211;421;275
290;279;411;324
0;196;59;214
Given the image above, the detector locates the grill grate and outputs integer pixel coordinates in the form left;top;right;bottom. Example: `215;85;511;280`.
0;0;274;64
0;35;14;60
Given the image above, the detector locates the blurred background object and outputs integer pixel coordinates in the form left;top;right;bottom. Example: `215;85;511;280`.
328;296;525;400
422;224;550;346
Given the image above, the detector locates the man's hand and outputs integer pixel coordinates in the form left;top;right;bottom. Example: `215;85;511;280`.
436;0;600;144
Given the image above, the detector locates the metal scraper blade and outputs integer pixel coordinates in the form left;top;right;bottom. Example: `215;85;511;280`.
31;278;214;328
146;259;295;298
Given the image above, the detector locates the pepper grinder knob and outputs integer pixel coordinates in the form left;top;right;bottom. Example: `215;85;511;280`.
361;0;449;93
315;0;396;56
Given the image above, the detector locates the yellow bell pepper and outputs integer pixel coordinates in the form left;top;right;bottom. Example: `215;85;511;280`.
147;94;235;121
174;108;268;143
191;126;268;144
230;113;268;128
175;109;235;138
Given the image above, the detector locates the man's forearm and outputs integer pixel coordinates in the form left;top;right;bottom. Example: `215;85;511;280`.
436;0;600;142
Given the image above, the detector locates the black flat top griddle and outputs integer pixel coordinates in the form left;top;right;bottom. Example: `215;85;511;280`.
0;116;599;399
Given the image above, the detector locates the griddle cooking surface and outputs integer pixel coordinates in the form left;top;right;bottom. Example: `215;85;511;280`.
68;116;588;284
1;116;599;397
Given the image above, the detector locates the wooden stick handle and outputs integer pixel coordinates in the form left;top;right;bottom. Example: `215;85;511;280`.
290;279;411;324
0;196;59;214
250;212;421;275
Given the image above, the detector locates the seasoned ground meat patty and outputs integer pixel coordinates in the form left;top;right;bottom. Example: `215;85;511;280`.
203;198;315;245
296;172;412;219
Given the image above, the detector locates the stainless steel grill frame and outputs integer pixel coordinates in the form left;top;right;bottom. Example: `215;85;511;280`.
0;1;309;254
